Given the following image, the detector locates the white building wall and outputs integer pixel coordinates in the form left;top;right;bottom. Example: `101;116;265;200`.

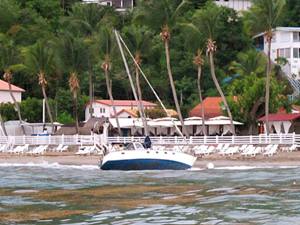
0;91;22;103
85;102;156;121
263;30;300;79
215;0;252;11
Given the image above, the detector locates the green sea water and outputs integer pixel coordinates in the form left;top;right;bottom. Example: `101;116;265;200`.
0;163;300;224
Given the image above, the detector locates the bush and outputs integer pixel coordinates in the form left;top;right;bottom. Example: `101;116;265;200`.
57;111;74;124
0;103;17;121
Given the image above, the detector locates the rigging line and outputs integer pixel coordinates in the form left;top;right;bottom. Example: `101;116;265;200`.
114;29;149;136
116;30;185;138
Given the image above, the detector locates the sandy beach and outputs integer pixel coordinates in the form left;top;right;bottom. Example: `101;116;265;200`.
1;151;300;168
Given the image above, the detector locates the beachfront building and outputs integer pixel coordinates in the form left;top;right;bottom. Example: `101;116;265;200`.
0;79;25;104
215;0;252;11
258;113;300;134
85;99;157;121
82;0;134;12
254;27;300;79
189;97;225;119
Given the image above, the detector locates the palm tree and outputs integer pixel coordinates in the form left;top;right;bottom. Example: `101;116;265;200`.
63;3;119;119
179;22;207;135
56;32;88;134
97;28;121;135
0;113;7;136
0;36;23;135
229;50;267;77
69;72;80;133
193;50;207;135
122;25;152;134
245;0;286;134
193;2;235;135
22;40;55;132
134;0;190;137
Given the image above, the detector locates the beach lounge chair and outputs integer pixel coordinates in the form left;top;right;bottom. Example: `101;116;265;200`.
225;146;239;155
75;146;92;155
203;146;215;156
0;144;6;152
29;145;48;155
216;143;224;152
263;145;278;157
263;144;273;152
10;146;22;154
17;144;29;154
241;145;255;156
288;145;297;152
250;146;262;157
55;144;63;151
239;145;248;152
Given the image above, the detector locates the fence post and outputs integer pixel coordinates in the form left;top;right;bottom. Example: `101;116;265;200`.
216;135;219;144
279;133;282;144
293;132;295;145
23;135;25;145
190;136;192;144
175;136;178;145
204;135;207;145
250;135;252;144
62;134;64;145
232;135;234;144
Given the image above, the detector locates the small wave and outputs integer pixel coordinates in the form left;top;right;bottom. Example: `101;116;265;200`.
13;189;39;194
189;167;204;171
214;165;300;170
0;162;99;170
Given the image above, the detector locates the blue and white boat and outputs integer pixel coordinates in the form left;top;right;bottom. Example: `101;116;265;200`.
100;142;196;170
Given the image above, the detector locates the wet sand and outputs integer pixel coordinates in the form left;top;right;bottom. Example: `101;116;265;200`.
1;151;300;168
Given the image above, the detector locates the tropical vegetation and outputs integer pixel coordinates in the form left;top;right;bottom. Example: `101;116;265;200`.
0;0;298;134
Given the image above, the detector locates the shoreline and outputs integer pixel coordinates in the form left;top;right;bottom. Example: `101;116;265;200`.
1;151;300;168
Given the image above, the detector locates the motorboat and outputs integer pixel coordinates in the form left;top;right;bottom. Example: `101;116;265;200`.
100;142;196;170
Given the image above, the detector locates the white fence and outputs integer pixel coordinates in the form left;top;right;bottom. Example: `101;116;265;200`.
0;133;299;147
108;133;300;146
0;135;104;146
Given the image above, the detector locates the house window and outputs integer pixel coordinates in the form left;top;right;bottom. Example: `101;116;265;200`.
293;32;300;42
293;48;300;58
278;48;291;58
103;108;106;113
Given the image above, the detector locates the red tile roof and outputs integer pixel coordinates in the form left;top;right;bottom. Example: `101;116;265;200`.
258;113;300;122
94;100;157;107
114;109;138;118
189;97;223;118
0;80;25;92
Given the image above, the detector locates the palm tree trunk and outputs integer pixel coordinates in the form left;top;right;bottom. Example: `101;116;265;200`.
0;113;7;136
135;66;149;135
73;94;79;134
265;39;272;135
164;40;188;137
104;68;121;135
7;80;25;135
88;62;94;119
209;52;235;135
41;85;54;133
197;65;207;136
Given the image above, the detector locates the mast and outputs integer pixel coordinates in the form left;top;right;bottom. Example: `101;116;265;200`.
114;30;149;136
116;31;184;137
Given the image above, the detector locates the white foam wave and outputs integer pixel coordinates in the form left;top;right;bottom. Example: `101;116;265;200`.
214;165;300;170
0;162;99;170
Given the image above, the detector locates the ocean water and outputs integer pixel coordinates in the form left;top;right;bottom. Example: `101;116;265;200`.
1;163;300;224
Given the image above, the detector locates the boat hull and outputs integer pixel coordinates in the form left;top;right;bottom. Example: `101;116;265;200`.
100;150;196;170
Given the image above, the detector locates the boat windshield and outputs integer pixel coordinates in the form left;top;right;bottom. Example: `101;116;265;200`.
125;142;145;150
